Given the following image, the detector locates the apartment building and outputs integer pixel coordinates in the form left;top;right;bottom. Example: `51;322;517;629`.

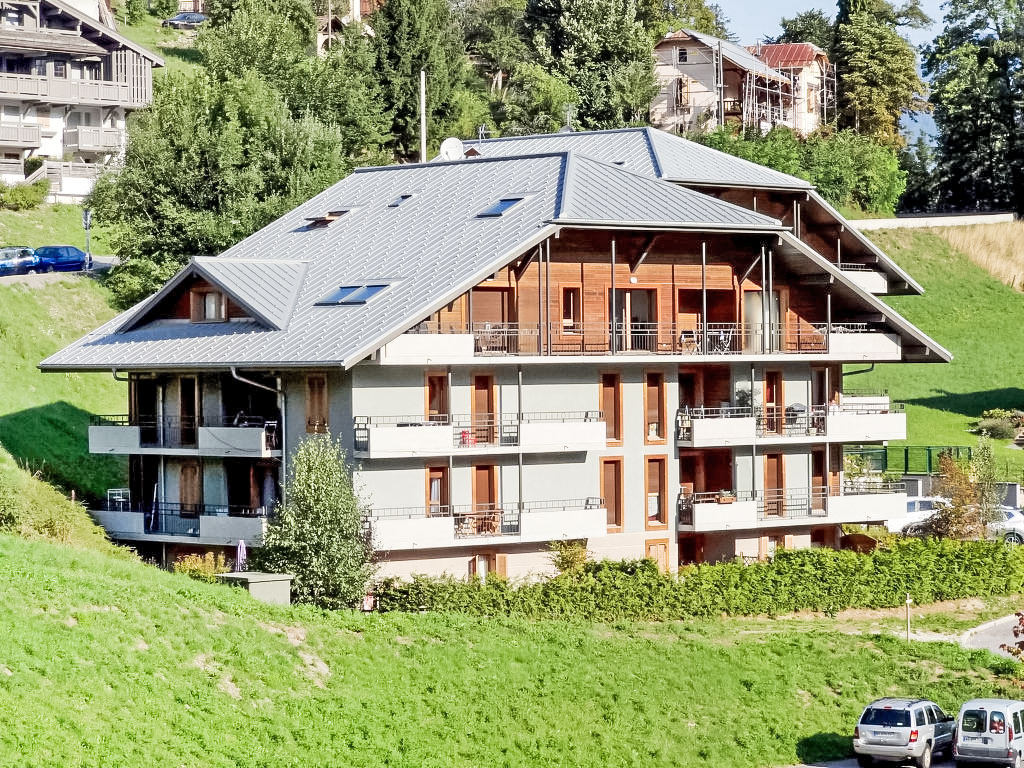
651;29;834;136
42;130;947;577
0;0;162;198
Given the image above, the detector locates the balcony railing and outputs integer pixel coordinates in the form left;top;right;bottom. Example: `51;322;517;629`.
99;501;269;537
0;123;41;147
353;411;603;452
63;126;122;151
677;490;756;525
90;414;280;450
676;401;904;442
756;406;827;437
0;72;139;106
407;320;876;357
370;498;604;538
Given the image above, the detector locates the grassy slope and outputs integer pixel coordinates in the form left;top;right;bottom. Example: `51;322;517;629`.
0;203;111;253
116;13;203;77
0;534;1019;768
857;228;1024;479
0;277;125;501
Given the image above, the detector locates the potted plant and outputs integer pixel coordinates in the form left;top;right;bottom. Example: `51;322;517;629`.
716;489;736;504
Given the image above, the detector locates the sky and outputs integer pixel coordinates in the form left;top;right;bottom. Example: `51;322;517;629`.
718;0;946;139
719;0;946;48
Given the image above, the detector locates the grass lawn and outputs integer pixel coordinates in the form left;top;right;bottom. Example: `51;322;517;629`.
0;534;1020;768
0;203;111;253
0;277;125;501
115;13;203;77
857;228;1024;480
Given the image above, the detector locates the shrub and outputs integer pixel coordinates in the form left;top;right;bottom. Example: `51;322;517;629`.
977;418;1016;440
23;157;44;177
983;408;1015;422
151;0;178;17
375;538;1024;621
549;539;589;575
0;180;49;211
173;552;230;583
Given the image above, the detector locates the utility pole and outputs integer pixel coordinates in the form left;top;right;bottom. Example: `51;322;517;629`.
419;70;427;163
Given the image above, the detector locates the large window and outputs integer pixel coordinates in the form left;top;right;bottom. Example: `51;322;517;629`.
561;287;581;330
601;458;623;530
426;465;449;515
305;375;328;433
426;373;448;421
645;456;666;528
644;371;665;442
600;373;622;443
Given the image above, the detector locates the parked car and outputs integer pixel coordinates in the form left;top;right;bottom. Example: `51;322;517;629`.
885;496;948;534
161;12;207;28
853;697;955;767
953;698;1024;766
0;246;39;276
32;245;91;273
990;508;1024;544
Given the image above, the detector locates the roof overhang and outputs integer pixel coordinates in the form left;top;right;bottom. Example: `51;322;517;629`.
45;0;165;65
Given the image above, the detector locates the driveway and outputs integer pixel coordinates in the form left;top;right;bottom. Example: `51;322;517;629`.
790;759;954;768
962;613;1022;658
0;257;114;287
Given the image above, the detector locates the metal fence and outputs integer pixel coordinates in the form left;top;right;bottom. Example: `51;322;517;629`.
845;445;973;476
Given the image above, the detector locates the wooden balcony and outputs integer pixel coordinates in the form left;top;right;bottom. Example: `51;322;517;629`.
63;127;122;152
0;122;41;148
0;73;140;106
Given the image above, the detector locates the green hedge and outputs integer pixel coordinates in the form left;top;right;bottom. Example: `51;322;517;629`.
375;538;1024;621
0;179;49;210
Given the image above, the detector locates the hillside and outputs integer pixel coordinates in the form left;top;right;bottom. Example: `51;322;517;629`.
0;533;1018;768
0;203;110;253
0;276;125;502
858;227;1024;479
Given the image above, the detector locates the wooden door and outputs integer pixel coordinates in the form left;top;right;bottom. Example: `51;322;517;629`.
678;372;697;409
426;465;449;515
602;459;622;528
179;461;201;515
179;377;197;447
472;464;498;536
764;453;783;517
471;375;495;444
812;449;826;509
763;371;782;435
133;378;159;445
426;374;448;422
646;539;669;572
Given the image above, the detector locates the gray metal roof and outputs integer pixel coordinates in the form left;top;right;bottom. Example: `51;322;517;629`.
462;127;812;190
41;151;785;371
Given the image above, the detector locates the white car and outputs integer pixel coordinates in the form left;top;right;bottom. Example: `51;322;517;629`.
885;496;948;533
991;508;1024;544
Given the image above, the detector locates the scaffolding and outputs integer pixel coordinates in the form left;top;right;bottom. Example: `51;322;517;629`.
740;71;792;133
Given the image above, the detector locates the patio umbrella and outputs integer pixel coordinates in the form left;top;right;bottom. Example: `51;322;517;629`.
235;539;247;572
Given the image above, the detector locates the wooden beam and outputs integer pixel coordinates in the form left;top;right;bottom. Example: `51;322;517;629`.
629;234;657;273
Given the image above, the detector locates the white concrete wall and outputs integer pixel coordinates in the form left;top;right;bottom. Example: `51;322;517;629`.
854;213;1016;231
829;332;901;361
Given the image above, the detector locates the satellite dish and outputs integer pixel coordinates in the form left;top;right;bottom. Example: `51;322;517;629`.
438;136;465;161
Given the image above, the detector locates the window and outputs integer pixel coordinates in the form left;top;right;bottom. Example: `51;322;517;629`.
925;707;937;725
677;47;688;63
1;9;21;25
52;60;67;78
317;283;389;305
179;461;201;515
388;194;414;208
561;287;581;330
426;373;448;421
1014;712;1022;737
644;372;665;442
190;290;225;323
991;712;1006;734
962;710;987;733
602;458;623;529
477;197;524;217
304;209;351;227
306;375;328;433
914;709;926;727
861;709;911;728
674;77;689;110
601;373;621;443
645;457;666;528
426;465;449;515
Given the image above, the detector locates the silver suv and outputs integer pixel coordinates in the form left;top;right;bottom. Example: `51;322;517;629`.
853;697;955;768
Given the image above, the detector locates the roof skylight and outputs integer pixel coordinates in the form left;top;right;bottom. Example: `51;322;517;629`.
477;197;525;218
305;209;352;228
388;194;415;208
317;283;389;306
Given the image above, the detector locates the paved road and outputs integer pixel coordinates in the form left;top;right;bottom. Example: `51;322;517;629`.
790;759;955;768
962;613;1022;658
0;257;113;287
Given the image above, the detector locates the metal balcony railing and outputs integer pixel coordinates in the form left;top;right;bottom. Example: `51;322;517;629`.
675;400;904;441
370;498;604;538
352;411;603;453
407;320;870;357
90;414;280;450
99;500;269;537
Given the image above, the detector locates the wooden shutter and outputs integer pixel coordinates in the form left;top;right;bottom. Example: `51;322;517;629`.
306;375;328;433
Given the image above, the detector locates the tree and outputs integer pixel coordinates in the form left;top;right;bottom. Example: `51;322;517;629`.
523;0;657;129
834;11;928;145
250;434;375;609
497;62;578;134
372;0;471;158
918;439;1001;540
205;0;316;46
923;0;1024;214
898;134;940;212
88;72;349;306
766;9;836;55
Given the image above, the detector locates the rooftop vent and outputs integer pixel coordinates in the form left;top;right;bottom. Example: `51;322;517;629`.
477;197;524;218
316;283;389;306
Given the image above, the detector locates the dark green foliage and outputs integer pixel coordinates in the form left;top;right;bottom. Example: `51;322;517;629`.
376;538;1024;620
766;8;836;55
151;0;179;19
88;72;349;307
22;156;44;177
250;435;375;609
0;180;49;211
924;0;1024;214
696;126;905;215
898;134;940;212
976;418;1016;440
205;0;315;46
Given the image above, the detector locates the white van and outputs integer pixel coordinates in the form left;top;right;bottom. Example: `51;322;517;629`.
954;699;1024;766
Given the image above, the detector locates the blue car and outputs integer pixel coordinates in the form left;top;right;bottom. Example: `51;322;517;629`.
0;246;39;276
33;245;91;272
